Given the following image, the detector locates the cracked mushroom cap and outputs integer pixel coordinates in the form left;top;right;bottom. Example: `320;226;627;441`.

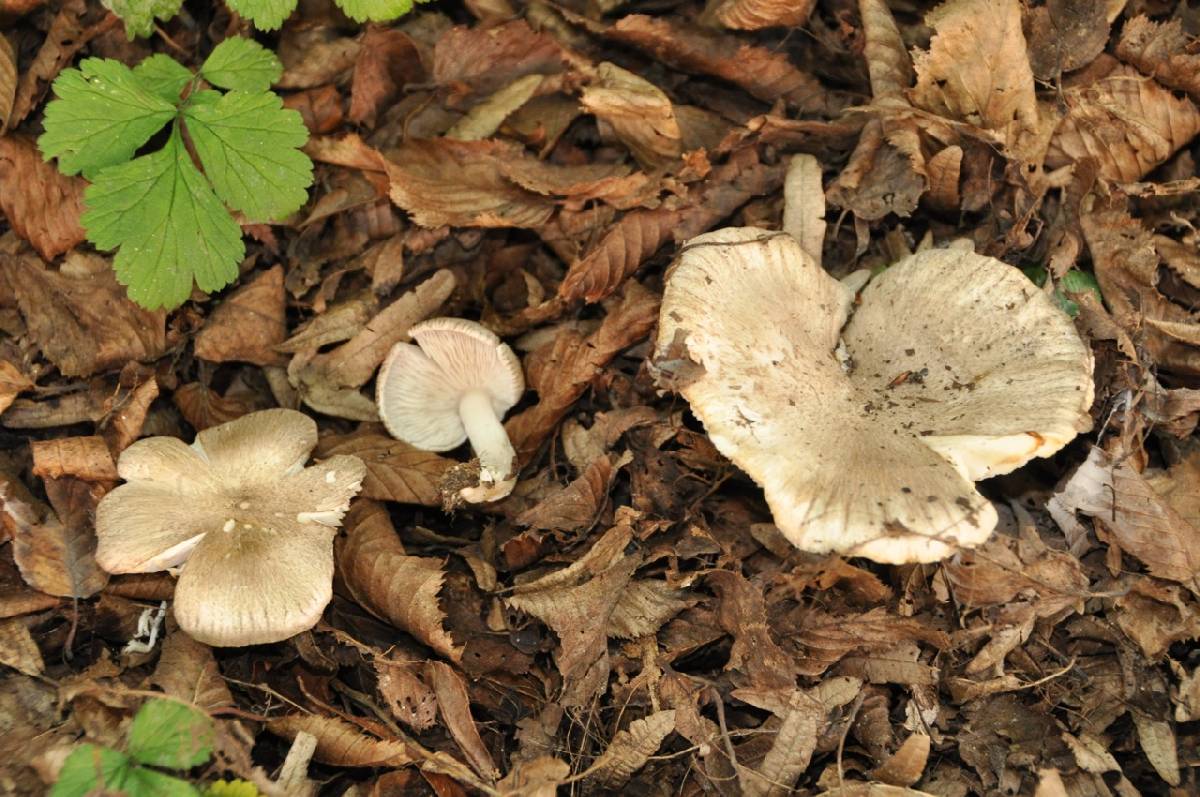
94;408;365;646
375;317;525;451
654;228;1093;564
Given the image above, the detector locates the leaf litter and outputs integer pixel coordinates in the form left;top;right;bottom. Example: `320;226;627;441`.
3;1;1200;795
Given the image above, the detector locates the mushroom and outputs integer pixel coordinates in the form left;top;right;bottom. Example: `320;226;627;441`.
375;317;525;503
653;228;1094;563
94;409;365;646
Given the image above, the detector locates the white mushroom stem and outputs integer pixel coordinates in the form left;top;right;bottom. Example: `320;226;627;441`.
459;389;517;488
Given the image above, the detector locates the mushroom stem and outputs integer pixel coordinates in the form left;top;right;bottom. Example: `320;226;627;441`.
459;389;517;487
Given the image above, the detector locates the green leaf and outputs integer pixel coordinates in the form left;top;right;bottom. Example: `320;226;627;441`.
38;58;177;179
83;127;245;310
224;0;297;31
102;0;185;39
134;54;194;104
51;745;133;797
123;766;205;796
127;698;214;770
1060;269;1102;301
201;37;282;92
335;0;415;22
183;90;313;222
205;779;262;797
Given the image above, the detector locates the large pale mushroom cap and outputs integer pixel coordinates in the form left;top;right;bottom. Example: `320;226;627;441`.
95;409;366;646
375;318;525;451
654;228;1093;563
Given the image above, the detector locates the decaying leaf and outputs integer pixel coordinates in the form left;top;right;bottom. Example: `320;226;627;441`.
1051;447;1200;589
150;629;236;711
581;62;682;171
1025;0;1118;81
317;432;453;506
873;733;931;787
0;617;44;676
702;0;815;31
30;436;117;483
1047;64;1200;182
0;360;33;416
584;709;676;789
338;500;461;662
791;607;949;678
0;33;15;131
349;27;424;128
425;661;498;782
0;136;85;259
515;454;625;532
194;266;287;367
268;714;415;768
432;20;568;99
1116;16;1200;102
3;475;108;598
608;578;695;639
940;533;1088;617
377;661;438;732
446;74;546;142
1131;711;1180;786
2;253;168;378
707;569;797;690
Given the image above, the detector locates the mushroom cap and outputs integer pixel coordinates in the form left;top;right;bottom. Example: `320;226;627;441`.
95;408;366;646
653;228;1093;563
375;317;525;451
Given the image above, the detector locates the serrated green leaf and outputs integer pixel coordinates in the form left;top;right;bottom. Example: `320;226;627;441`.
102;0;185;38
224;0;297;31
124;766;205;796
183;90;312;222
51;745;133;797
83;127;244;310
1061;269;1102;300
134;54;194;103
201;37;282;92
335;0;415;22
38;58;176;179
128;699;214;769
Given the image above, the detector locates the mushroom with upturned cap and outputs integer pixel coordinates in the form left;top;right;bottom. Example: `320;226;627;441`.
653;228;1094;564
94;408;366;646
375;317;525;504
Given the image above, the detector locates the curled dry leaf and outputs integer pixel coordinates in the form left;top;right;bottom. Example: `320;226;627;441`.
446;73;546;142
338;500;462;662
1025;0;1116;81
194;266;287;367
30;436;117;483
0;32;14;130
0;618;44;676
508;281;660;460
377;661;438;732
150;629;236;711
432;20;569;99
0;360;34;416
316;432;453;506
4;475;108;598
173;382;264;431
940;533;1087;617
1051;447;1200;589
1;253;168;378
826;117;926;220
911;0;1037;134
1047;64;1200;182
515;453;625;533
581;62;682;171
702;0;815;31
425;661;498;782
859;0;913;102
1116;16;1200;102
873;733;931;787
268;714;414;768
0;136;85;259
349;27;424;128
607;15;826;112
791;607;949;678
584;709;676;789
707;569;798;690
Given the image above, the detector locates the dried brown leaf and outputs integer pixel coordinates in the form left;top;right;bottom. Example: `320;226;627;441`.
350;27;424;128
9;0;96;128
782;153;826;265
1052;447;1200;589
1131;712;1180;786
515;454;622;532
268;714;415;768
608;578;695;639
446;73;546;142
911;0;1037;132
2;253;168;378
425;661;498;782
1025;0;1115;81
377;661;438;732
826;117;925;220
432;20;568;100
585;709;676;789
100;368;159;455
316;432;453;507
150;629;235;711
703;0;815;31
874;733;931;787
172;382;259;431
859;0;913;102
0;360;33;416
0;618;44;676
30;436;117;482
561;407;658;468
508;281;659;460
1116;16;1200;102
607;15;825;111
4;475;108;598
707;569;797;690
0;136;85;259
497;756;569;796
277;29;359;90
0;33;15;130
581;62;682;170
0;587;59;619
194;266;286;366
940;534;1087;616
1112;578;1200;658
338;500;461;661
1047;64;1200;182
792;607;949;677
278;296;376;353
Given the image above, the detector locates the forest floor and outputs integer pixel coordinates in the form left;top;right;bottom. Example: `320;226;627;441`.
2;0;1200;795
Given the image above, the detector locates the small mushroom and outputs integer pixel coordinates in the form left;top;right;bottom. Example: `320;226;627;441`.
375;317;525;503
94;409;365;646
653;228;1094;563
